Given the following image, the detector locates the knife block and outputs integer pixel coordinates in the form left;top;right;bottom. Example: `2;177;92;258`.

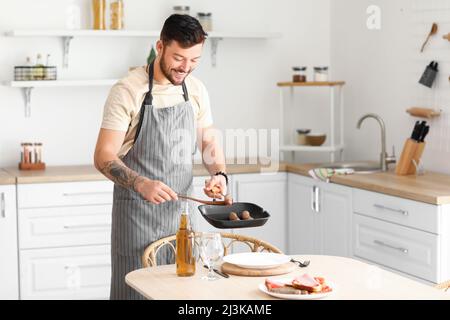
395;139;425;175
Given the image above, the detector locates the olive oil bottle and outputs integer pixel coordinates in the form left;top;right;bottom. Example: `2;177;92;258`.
176;201;196;277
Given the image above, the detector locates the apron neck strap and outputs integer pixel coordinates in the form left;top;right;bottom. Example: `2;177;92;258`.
145;61;189;105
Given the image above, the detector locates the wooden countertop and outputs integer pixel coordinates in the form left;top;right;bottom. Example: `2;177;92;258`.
285;163;450;205
3;162;287;185
4;162;450;205
0;169;15;185
125;255;450;300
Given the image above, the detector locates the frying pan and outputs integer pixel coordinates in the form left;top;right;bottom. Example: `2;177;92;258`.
197;202;270;229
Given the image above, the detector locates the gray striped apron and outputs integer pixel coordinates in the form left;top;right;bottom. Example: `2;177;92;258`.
110;62;197;300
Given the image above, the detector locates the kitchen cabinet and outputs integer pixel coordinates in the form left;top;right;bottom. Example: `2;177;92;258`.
232;173;288;253
287;173;352;257
19;245;111;300
17;180;114;300
0;185;19;299
352;188;450;284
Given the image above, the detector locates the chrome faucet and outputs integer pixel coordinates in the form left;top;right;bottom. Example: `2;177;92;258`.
356;113;396;171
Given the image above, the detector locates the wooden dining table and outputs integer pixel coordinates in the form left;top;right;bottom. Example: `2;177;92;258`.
125;255;450;300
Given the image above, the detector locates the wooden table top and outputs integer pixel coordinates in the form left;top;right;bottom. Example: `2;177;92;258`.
125;255;450;300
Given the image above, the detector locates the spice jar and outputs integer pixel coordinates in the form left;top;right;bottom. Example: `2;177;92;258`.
110;0;124;30
314;66;329;82
292;67;307;82
34;143;43;163
197;12;212;31
173;5;190;15
92;0;106;30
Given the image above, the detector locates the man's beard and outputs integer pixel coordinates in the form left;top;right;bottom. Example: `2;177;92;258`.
159;53;192;86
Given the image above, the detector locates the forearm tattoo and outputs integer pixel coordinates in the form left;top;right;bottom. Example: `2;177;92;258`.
100;160;143;192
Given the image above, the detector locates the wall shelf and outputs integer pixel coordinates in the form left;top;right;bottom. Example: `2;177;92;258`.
277;81;346;87
278;81;346;163
1;79;118;117
5;29;282;67
280;145;344;152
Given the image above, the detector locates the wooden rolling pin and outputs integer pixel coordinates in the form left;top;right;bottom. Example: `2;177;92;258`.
406;107;441;119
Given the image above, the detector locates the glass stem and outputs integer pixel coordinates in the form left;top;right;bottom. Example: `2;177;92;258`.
208;264;214;278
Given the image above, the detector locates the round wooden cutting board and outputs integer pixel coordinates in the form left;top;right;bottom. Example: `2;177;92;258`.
221;262;296;277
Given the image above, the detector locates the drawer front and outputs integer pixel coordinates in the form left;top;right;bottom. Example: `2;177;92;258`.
353;189;438;234
18;181;114;209
19;205;112;249
20;245;111;300
353;214;438;282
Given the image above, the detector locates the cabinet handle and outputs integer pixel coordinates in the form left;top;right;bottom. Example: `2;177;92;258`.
65;263;111;269
373;204;408;216
1;192;5;218
63;223;111;229
62;192;112;197
373;240;409;254
311;186;320;213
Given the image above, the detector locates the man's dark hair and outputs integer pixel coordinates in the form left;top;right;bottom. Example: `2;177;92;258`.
160;14;208;48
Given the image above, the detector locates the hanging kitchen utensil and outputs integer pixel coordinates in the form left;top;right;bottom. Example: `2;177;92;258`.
419;61;438;88
421;23;438;52
198;202;270;229
443;33;450;41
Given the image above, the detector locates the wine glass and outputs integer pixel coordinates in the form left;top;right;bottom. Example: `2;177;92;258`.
199;232;224;281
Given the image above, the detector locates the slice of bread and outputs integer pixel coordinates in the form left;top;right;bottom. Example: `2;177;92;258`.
291;281;322;293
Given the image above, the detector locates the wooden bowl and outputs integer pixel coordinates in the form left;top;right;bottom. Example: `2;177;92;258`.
306;134;326;146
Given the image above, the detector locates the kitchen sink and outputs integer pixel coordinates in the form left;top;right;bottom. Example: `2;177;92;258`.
317;161;382;174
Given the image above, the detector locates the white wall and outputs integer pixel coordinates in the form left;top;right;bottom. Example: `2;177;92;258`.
0;0;330;167
331;0;450;173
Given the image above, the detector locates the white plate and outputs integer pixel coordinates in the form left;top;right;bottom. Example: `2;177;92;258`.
259;278;335;300
222;252;291;269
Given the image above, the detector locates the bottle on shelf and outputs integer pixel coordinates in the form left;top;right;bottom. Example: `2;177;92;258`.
176;201;196;277
110;0;124;30
66;0;82;30
147;45;156;64
34;53;45;80
92;0;106;30
197;12;212;32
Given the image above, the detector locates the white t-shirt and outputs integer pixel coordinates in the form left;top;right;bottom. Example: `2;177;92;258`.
101;66;213;157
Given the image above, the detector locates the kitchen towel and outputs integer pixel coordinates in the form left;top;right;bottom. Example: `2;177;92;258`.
308;168;355;183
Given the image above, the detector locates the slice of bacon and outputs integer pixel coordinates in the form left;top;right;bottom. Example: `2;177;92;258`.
293;274;320;287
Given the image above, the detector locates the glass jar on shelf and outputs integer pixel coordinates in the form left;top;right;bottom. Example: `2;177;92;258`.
92;0;106;30
110;0;124;30
292;66;307;82
173;5;190;15
197;12;212;32
314;66;329;82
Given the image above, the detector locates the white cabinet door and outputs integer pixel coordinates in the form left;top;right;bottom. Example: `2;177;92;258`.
0;185;19;299
18;205;112;249
20;245;111;300
318;183;352;257
233;173;287;253
353;213;438;282
287;174;315;255
287;174;352;257
18;181;113;209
